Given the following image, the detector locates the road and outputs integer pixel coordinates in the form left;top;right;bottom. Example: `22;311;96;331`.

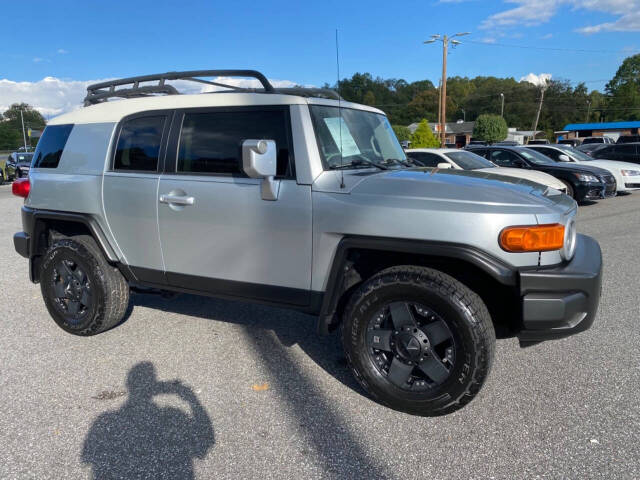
0;184;638;479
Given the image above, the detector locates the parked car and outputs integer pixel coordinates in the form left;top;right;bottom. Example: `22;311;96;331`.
591;143;640;164
406;148;568;193
581;136;614;145
527;144;640;193
467;145;617;201
577;143;606;156
13;69;602;417
494;140;520;146
616;135;640;144
558;138;582;147
6;152;34;180
527;139;550;145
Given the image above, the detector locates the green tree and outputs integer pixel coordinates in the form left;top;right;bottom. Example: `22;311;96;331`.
392;125;411;142
410;119;440;148
605;54;640;121
362;90;376;106
473;114;508;143
1;103;46;149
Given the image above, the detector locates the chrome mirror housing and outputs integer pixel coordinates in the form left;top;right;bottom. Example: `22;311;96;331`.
242;139;279;200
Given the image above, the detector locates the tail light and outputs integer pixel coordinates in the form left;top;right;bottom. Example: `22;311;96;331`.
12;178;31;198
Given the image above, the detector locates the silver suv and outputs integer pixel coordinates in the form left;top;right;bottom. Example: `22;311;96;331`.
13;70;602;416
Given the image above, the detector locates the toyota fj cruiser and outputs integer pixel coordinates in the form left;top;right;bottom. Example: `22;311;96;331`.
13;70;602;416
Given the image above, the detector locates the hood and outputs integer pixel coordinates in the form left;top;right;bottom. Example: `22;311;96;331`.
542;161;610;176
347;168;568;209
477;167;565;190
585;159;640;172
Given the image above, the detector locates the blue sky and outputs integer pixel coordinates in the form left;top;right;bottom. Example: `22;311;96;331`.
1;0;638;116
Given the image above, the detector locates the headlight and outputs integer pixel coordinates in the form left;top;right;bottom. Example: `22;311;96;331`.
573;173;599;182
561;218;577;261
621;169;640;177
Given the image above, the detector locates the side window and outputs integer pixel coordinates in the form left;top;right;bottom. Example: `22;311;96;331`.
490;150;520;167
32;124;74;168
114;116;166;172
407;152;442;167
537;148;562;161
177;109;292;177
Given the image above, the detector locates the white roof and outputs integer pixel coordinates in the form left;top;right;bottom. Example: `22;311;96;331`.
48;93;385;125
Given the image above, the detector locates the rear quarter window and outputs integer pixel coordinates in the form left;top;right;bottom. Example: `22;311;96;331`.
32;124;74;168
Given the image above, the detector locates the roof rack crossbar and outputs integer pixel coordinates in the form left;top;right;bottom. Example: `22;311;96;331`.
84;69;274;105
183;77;244;91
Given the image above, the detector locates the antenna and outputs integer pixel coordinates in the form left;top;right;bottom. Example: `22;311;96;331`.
336;29;345;189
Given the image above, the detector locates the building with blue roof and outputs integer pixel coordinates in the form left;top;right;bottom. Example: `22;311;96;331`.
555;121;640;142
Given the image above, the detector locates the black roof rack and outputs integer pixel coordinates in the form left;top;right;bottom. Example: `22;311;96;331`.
84;69;343;105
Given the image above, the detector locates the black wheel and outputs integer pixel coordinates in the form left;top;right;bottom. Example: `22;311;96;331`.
342;266;495;416
40;235;129;336
0;170;4;185
14;168;21;179
560;180;575;199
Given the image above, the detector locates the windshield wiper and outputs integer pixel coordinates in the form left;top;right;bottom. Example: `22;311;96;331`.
331;158;389;170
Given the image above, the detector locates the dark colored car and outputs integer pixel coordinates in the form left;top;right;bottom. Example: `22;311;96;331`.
577;143;606;156
527;139;550;145
616;135;640;144
467;145;616;201
6;152;33;180
591;143;640;164
558;139;582;147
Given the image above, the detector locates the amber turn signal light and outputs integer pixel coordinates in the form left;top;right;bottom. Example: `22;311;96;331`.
499;224;565;252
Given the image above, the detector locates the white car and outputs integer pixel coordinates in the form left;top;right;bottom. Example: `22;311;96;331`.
528;144;640;193
406;148;568;193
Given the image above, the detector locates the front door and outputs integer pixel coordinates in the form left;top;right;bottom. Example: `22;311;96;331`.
157;106;313;306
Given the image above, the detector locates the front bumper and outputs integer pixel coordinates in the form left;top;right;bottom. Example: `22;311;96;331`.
575;181;606;201
517;234;602;344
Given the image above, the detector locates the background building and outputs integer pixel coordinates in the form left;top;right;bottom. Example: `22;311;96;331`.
556;121;640;142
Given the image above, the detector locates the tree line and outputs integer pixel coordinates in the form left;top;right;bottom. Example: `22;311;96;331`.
0;103;46;151
332;54;640;140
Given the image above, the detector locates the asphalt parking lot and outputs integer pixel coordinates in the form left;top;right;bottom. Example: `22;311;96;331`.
0;185;638;480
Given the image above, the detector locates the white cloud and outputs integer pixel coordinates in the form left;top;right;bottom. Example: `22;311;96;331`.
0;76;299;118
480;0;561;29
32;57;44;63
479;0;640;34
541;33;554;39
57;49;68;54
520;72;552;86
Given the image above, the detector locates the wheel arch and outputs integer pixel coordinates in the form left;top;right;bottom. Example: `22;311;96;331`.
23;208;120;282
318;236;521;336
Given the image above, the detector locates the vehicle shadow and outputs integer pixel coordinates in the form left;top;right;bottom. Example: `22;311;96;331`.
128;293;394;479
82;361;215;480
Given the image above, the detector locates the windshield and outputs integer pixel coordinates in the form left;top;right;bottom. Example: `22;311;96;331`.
15;153;33;165
556;145;594;161
309;105;407;170
444;151;495;170
517;148;554;165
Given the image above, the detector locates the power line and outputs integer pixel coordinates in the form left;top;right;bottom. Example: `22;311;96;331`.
465;40;639;55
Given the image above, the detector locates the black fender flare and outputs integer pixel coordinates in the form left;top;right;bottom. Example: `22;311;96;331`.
21;207;120;281
317;235;518;334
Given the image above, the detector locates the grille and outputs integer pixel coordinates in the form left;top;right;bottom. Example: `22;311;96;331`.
601;174;617;197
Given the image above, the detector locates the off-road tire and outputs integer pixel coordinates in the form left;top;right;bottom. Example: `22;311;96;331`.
341;265;495;416
40;235;129;335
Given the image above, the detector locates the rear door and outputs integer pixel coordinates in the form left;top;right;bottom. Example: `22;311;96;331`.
157;106;313;306
103;112;170;283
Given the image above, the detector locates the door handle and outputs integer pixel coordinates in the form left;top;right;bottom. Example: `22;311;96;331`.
159;194;195;206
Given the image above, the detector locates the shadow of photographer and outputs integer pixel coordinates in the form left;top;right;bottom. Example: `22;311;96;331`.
82;362;214;480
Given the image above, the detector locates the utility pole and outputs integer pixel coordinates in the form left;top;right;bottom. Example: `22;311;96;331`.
424;32;470;147
20;109;28;151
461;108;466;122
586;100;592;123
500;93;505;117
531;82;548;143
